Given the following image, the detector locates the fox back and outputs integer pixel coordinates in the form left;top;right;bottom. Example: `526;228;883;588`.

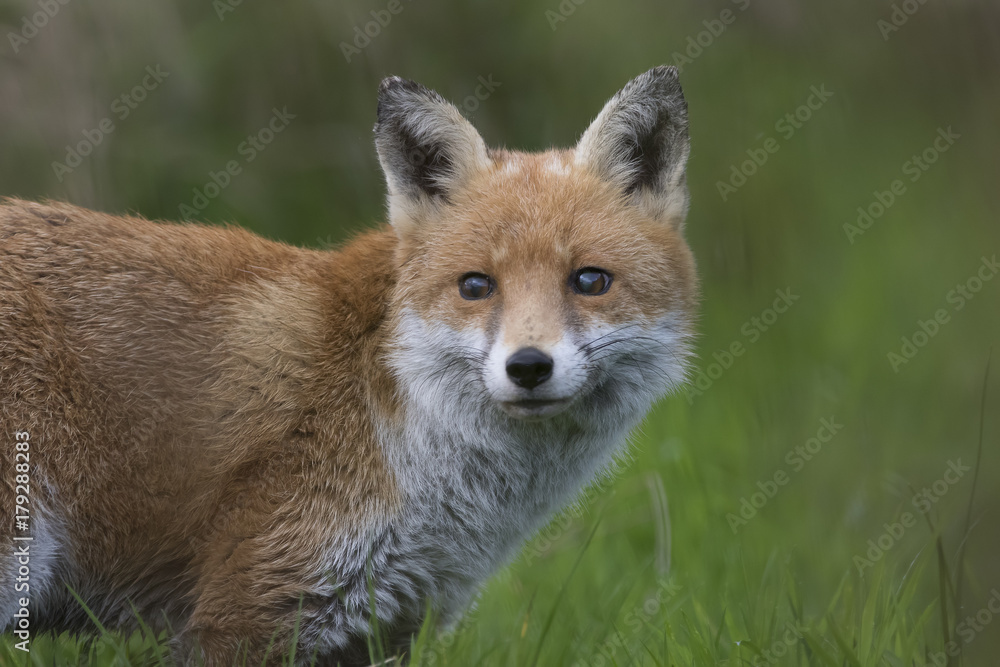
0;66;697;665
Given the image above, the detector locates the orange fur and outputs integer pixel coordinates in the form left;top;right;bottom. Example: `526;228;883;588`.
0;199;401;661
393;151;696;339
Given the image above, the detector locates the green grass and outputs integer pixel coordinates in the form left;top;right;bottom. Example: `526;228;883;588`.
2;0;999;664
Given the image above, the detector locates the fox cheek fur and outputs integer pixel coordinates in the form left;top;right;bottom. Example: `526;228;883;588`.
0;66;696;665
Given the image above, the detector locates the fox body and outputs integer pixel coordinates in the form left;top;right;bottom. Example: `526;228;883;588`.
0;67;696;664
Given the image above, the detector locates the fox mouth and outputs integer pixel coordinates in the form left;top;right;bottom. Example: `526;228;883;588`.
500;397;572;420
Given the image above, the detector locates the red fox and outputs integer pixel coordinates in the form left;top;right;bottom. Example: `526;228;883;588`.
0;66;697;664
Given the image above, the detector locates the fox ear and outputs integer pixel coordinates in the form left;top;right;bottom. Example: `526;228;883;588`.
374;77;490;231
575;66;691;223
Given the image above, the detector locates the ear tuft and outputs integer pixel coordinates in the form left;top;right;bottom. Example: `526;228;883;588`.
374;76;489;226
376;76;447;127
575;66;691;222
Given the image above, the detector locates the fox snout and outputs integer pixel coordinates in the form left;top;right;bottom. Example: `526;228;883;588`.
497;341;583;420
505;347;553;389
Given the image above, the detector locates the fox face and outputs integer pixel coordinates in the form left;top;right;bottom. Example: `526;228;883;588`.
376;67;697;432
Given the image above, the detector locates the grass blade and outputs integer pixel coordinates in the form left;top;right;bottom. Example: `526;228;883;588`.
527;513;603;667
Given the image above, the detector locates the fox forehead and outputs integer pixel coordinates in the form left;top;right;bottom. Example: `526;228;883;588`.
393;150;697;333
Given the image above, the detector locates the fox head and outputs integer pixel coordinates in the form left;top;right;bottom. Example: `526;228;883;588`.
375;67;697;432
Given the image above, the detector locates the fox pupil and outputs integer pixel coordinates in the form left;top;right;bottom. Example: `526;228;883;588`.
459;273;492;299
573;269;611;295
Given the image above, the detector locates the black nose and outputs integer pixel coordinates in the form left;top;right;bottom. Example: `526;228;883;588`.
505;347;553;389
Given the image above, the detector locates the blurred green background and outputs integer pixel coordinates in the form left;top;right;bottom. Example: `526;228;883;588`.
2;0;999;664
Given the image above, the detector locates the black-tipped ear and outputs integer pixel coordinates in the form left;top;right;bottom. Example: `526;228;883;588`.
575;66;690;222
374;77;489;226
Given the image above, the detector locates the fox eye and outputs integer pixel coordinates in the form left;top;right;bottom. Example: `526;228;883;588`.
459;273;493;300
572;268;612;296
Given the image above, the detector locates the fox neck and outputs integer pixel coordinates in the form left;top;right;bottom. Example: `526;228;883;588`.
375;311;645;616
379;398;637;615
